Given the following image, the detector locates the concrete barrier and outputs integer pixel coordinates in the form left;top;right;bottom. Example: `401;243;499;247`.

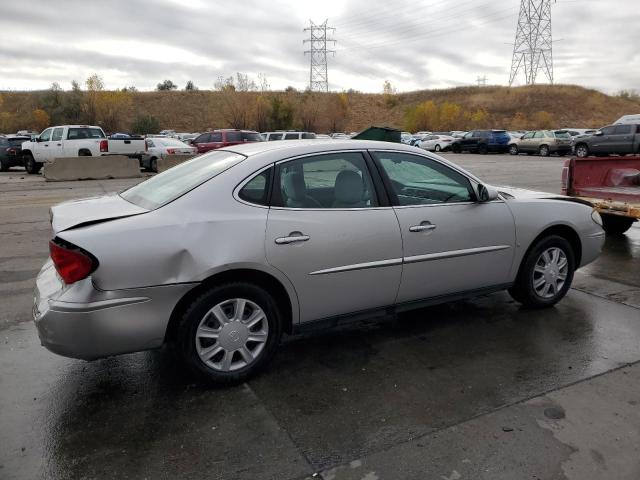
43;155;142;182
156;154;197;173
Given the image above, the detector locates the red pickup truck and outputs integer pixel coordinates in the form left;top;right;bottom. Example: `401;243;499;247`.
562;156;640;234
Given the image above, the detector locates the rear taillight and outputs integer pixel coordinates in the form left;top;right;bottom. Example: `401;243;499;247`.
166;148;176;154
561;164;569;194
145;141;148;152
49;239;97;284
99;139;108;152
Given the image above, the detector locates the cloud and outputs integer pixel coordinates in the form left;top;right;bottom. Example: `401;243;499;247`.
0;0;637;93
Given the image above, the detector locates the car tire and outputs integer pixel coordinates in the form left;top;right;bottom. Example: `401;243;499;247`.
150;158;158;173
575;144;589;158
478;144;488;155
0;159;9;172
24;154;42;174
435;144;441;152
509;144;519;155
451;143;461;153
538;145;550;157
601;214;635;235
78;150;92;156
176;282;283;385
508;235;575;308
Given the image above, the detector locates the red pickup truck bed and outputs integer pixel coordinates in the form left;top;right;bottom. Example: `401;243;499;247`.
562;156;639;234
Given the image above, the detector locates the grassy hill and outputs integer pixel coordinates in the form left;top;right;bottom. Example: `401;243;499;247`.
1;84;638;134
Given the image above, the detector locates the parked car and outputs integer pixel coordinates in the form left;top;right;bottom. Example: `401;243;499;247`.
419;134;456;152
0;135;31;171
192;129;263;153
159;129;177;137
34;140;604;384
20;125;145;174
450;131;467;139
563;128;598;140
451;130;511;154
141;137;197;172
573;124;640;158
562;156;639;235
177;133;199;144
509;130;572;156
614;114;640;125
401;133;413;145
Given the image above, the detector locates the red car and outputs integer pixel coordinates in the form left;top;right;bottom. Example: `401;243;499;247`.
192;129;263;154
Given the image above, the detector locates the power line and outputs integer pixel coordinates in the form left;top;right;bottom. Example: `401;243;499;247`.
509;0;554;85
303;20;336;92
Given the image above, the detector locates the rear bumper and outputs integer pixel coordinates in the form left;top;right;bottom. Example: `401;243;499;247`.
33;260;196;360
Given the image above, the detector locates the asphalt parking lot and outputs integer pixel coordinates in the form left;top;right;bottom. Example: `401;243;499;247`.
1;153;639;480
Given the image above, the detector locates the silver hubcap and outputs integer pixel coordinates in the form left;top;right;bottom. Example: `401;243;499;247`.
577;146;586;156
195;298;268;372
533;247;568;299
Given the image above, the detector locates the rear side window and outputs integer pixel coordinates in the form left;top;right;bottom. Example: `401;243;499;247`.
210;132;223;142
121;150;245;210
67;128;105;139
284;133;299;140
533;131;544;138
554;131;570;138
225;131;242;142
302;133;316;139
613;125;632;134
268;133;282;141
238;167;272;205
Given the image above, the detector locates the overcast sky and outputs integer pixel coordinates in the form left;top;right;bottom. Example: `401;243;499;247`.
0;0;637;93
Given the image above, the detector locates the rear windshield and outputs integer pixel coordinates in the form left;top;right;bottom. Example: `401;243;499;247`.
554;131;571;138
120;150;245;210
242;131;263;142
159;138;190;147
8;137;30;147
67;127;105;140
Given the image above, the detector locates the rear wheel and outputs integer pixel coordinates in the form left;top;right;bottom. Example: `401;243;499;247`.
24;154;41;174
451;143;461;153
78;149;92;156
509;144;519;155
509;235;575;308
150;157;158;173
601;214;635;235
0;159;9;172
176;282;283;384
538;145;550;157
575;144;589;158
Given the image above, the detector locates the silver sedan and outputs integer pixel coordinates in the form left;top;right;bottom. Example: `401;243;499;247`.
34;140;605;383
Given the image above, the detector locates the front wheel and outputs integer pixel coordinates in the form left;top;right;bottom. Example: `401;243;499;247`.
601;214;635;235
509;235;575;308
150;158;158;173
435;144;441;152
451;143;461;153
176;282;283;384
24;154;42;174
509;144;519;155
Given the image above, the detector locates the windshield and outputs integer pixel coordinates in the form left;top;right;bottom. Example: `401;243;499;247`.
120;150;245;210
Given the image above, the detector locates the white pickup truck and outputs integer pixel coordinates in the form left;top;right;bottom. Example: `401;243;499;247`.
21;125;145;174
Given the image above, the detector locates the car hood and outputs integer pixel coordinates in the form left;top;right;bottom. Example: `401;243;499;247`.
50;193;148;234
496;186;593;206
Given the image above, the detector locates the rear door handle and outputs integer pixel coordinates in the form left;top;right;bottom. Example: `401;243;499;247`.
409;223;436;232
275;232;310;244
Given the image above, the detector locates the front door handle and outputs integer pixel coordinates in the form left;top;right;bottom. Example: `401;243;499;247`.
275;232;310;245
409;223;437;233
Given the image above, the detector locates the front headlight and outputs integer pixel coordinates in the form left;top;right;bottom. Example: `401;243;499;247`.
591;209;603;227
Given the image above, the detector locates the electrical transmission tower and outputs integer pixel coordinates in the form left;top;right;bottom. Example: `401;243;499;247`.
304;20;336;92
476;75;487;87
509;0;554;86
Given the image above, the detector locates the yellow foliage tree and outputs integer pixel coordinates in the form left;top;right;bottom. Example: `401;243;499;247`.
96;90;132;132
439;102;461;131
510;112;528;130
32;109;50;131
468;108;489;129
405;100;438;132
532;110;554;129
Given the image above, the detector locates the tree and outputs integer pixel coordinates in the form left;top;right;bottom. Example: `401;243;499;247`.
468;108;489;129
405;100;438;132
96;90;133;132
326;92;349;133
84;74;104;124
270;96;294;130
510;111;528;131
297;91;321;132
156;79;177;91
62;80;84;124
32;109;50;131
184;80;197;91
214;73;258;129
130;114;160;135
438;102;461;131
382;80;398;108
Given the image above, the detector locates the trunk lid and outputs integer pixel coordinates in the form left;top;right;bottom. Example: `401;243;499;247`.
50;193;148;234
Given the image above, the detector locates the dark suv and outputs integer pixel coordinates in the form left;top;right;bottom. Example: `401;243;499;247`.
192;129;263;154
573;124;640;158
0;136;31;171
451;130;511;154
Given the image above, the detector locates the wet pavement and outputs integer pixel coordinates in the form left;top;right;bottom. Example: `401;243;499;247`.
1;156;639;479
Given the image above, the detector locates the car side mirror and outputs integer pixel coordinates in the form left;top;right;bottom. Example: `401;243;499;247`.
594;131;603;136
477;184;499;202
36;137;42;142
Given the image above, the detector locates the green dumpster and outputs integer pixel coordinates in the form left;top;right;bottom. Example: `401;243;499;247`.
351;126;401;143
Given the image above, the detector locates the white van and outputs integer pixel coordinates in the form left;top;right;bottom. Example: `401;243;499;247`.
613;114;640;125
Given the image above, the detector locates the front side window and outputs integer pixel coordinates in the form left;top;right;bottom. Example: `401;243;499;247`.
600;126;615;135
522;132;534;139
533;131;545;138
374;152;474;206
238;167;272;205
39;129;52;142
274;152;378;209
121;150;245;210
613;125;632;135
194;133;211;143
241;131;263;142
225;131;241;142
